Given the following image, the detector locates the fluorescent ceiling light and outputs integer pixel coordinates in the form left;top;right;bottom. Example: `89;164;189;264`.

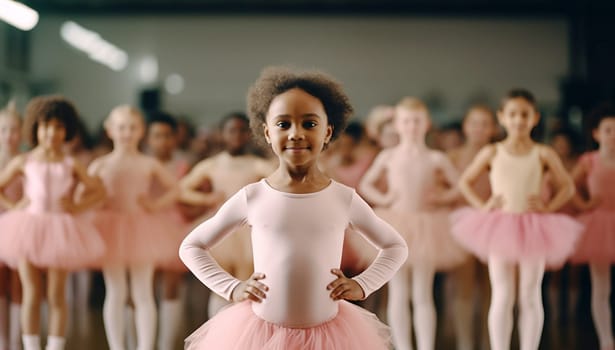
0;0;39;31
60;21;128;71
165;74;184;95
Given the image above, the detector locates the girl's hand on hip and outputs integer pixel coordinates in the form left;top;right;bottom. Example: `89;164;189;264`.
327;268;365;301
231;272;269;303
482;194;504;211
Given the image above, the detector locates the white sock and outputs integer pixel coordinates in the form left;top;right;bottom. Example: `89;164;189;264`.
44;336;65;350
10;303;21;350
518;261;545;350
487;260;515;350
129;265;156;350
125;307;137;350
102;266;128;350
158;299;183;350
590;264;614;349
387;267;413;350
21;335;41;350
412;266;436;350
0;297;7;349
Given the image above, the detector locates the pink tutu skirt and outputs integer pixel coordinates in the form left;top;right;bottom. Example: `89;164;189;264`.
375;208;468;270
157;209;192;272
91;210;177;267
0;210;105;270
570;209;615;264
451;208;584;268
185;300;391;350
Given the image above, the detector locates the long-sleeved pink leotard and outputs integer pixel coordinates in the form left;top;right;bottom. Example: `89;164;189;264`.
180;179;407;327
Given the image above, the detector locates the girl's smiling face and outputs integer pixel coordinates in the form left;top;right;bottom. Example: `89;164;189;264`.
37;118;66;151
106;109;145;148
497;98;539;138
264;88;332;169
394;106;430;142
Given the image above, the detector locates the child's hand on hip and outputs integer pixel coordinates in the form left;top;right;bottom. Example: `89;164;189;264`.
482;194;504;211
231;272;269;303
327;268;365;301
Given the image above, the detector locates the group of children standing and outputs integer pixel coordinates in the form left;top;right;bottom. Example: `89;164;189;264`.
0;66;613;350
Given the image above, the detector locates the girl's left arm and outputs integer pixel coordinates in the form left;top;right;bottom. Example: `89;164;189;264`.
347;192;408;299
430;152;461;205
540;146;575;212
146;159;180;211
71;160;106;213
0;155;25;209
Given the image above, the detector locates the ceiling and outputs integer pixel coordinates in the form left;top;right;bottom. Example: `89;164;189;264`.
22;0;612;16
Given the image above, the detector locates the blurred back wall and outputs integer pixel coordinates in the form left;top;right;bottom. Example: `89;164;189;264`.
25;15;568;128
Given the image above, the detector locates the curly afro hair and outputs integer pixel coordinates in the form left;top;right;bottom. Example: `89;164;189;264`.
246;66;353;143
23;95;80;146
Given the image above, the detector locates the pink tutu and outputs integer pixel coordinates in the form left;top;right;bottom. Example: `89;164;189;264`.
0;210;105;270
185;300;391;350
451;207;584;268
570;209;615;264
157;209;192;271
91;210;177;268
375;208;468;270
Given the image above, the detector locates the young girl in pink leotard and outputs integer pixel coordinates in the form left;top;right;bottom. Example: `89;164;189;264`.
179;112;273;318
145;110;192;350
88;105;178;350
569;103;615;350
447;105;496;350
0;101;24;350
451;89;583;350
360;97;467;350
180;66;407;349
0;96;106;350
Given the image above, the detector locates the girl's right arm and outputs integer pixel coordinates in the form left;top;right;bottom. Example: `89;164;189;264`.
459;144;496;209
569;154;597;211
358;150;393;206
0;155;25;210
179;188;249;301
178;160;225;207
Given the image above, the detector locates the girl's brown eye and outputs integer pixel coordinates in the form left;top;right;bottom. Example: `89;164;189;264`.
276;121;290;129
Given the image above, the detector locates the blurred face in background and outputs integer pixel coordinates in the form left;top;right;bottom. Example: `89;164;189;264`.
551;134;572;159
593;117;615;152
37;118;66;151
463;107;496;147
0;116;21;152
335;133;357;160
147;122;177;160
222;117;251;155
175;121;192;150
105;108;145;149
394;106;431;143
497;98;539;139
437;129;463;151
378;121;399;149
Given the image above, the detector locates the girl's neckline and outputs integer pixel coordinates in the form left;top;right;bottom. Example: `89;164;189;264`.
498;142;537;157
261;178;334;197
595;151;615;170
28;152;68;164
